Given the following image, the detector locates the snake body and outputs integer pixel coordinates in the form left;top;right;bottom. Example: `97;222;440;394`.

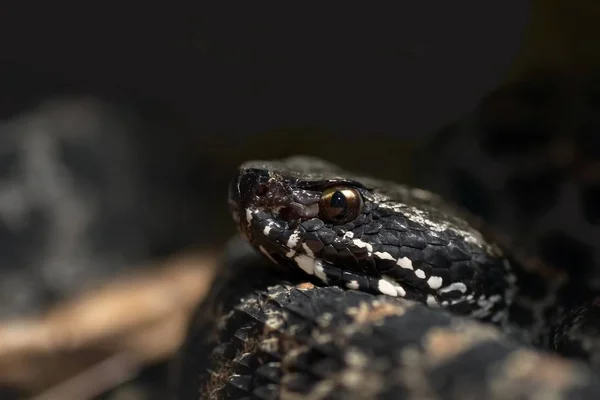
173;156;600;399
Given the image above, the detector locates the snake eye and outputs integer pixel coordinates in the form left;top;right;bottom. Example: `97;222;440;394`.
319;186;362;224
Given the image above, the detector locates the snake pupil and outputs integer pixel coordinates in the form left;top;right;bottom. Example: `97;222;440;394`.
329;191;347;219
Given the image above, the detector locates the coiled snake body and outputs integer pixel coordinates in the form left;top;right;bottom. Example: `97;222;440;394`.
174;156;600;399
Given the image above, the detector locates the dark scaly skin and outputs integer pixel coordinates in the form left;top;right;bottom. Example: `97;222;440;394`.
173;238;600;400
227;156;565;345
173;156;600;399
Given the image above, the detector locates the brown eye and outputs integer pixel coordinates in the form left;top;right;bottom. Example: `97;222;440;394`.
318;186;362;224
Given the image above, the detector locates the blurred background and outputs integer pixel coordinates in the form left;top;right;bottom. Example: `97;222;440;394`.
0;1;598;399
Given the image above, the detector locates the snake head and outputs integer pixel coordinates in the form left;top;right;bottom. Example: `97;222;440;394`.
229;156;513;325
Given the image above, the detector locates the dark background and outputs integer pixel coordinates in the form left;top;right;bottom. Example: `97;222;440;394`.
0;3;531;137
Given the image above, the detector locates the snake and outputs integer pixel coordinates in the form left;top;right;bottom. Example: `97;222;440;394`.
172;151;600;399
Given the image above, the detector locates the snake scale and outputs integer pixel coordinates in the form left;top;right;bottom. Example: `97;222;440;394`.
173;150;600;399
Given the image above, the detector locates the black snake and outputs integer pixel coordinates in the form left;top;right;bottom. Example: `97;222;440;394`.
173;155;600;399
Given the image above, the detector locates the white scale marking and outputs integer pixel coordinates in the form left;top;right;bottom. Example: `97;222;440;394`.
394;283;406;297
346;280;359;290
426;276;443;290
374;251;395;260
352;238;373;252
377;278;398;297
286;231;300;249
438;282;467;294
343;231;354;239
374;253;418;295
426;295;439;307
284;230;301;258
396;257;414;270
380;275;407;297
263;225;272;235
295;255;315;275
314;260;328;283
